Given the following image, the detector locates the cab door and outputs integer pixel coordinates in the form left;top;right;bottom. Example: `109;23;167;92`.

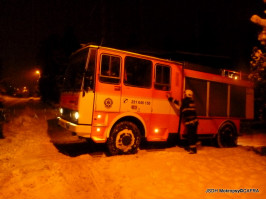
94;52;122;113
120;56;153;125
149;63;183;141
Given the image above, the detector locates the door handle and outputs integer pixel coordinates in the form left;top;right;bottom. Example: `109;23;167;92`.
114;86;121;91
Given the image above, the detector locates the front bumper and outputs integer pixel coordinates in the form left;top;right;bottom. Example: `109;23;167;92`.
58;117;92;138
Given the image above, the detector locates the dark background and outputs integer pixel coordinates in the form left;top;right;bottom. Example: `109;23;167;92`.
0;0;264;88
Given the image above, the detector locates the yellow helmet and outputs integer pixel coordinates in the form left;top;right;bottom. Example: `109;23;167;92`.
184;89;193;98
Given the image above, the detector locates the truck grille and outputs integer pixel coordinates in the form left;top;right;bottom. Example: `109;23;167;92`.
61;108;77;124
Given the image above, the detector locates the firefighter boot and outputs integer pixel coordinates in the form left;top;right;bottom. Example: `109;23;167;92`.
184;145;190;152
189;146;197;154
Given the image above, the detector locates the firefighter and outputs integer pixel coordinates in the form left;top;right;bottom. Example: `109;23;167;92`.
168;89;199;154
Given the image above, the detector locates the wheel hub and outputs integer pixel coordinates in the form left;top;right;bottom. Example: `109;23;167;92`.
116;129;135;152
219;124;237;147
122;135;132;146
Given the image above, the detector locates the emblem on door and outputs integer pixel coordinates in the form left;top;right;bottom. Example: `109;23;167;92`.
104;98;113;108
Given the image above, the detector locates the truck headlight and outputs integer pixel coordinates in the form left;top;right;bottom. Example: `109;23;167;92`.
74;111;79;120
59;108;63;115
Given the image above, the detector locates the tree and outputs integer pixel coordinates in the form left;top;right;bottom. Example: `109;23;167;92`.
250;5;266;120
249;47;266;120
249;47;266;83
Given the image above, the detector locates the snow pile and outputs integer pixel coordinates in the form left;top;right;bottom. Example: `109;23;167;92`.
0;96;265;199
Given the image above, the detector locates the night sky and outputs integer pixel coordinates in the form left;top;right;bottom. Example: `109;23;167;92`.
0;0;264;86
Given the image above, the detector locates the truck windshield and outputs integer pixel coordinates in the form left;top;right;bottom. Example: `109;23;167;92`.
62;48;89;91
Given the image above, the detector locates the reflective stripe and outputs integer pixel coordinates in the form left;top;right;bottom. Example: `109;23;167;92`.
186;115;197;119
185;119;198;125
182;108;196;112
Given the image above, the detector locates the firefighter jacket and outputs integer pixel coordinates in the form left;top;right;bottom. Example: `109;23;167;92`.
180;97;198;126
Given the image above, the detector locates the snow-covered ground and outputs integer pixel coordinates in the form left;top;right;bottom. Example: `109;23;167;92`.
0;96;265;199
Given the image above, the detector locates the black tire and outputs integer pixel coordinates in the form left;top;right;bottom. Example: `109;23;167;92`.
217;122;237;148
107;121;141;155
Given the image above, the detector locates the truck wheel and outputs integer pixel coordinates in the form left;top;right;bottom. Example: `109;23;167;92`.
217;122;237;148
107;121;141;155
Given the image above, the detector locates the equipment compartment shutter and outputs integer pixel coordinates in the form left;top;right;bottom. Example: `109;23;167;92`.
209;82;227;117
230;85;246;117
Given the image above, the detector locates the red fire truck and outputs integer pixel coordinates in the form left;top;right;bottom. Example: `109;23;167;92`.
58;45;254;155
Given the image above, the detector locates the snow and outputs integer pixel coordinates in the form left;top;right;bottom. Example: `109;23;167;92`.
0;95;265;199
